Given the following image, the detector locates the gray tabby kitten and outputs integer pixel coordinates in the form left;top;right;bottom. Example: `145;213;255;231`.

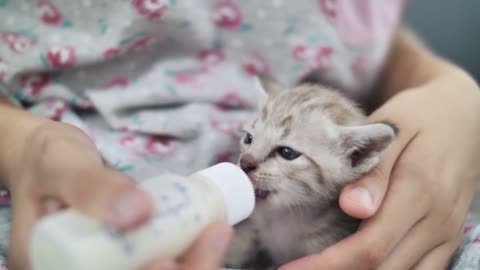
224;79;397;269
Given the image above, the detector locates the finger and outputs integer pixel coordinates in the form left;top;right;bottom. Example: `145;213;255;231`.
142;258;178;270
378;190;470;270
180;223;233;270
8;191;38;270
412;241;459;270
376;219;441;270
340;124;417;219
47;168;154;231
280;164;432;270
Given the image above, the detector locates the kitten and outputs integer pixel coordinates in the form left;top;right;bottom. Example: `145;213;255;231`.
224;78;397;269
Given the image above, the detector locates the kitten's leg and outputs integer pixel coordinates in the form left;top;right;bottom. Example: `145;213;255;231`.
224;219;260;268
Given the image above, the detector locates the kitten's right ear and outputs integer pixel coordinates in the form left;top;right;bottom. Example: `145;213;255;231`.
253;75;284;98
338;123;397;175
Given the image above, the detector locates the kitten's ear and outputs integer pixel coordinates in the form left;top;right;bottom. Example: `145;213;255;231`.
338;123;397;174
253;75;284;98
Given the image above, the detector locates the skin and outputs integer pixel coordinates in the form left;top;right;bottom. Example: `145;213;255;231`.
0;104;233;269
0;26;478;269
279;29;480;270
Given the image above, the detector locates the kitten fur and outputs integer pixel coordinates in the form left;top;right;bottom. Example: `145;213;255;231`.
224;79;396;269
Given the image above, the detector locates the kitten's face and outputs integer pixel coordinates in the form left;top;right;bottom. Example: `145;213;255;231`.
239;109;342;209
238;83;395;209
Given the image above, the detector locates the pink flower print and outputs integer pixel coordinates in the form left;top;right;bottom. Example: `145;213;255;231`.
1;32;36;54
216;92;248;111
45;99;68;121
106;76;129;89
120;135;177;157
292;44;333;71
0;189;10;206
242;53;270;76
315;46;334;71
144;136;177;157
118;126;131;132
37;0;64;26
174;71;205;89
127;35;154;52
175;72;195;84
464;226;474;234
132;0;169;21
210;120;243;139
120;135;147;156
473;236;480;243
19;73;51;97
46;46;76;68
104;47;120;59
213;1;243;30
0;58;6;81
292;45;309;63
197;48;226;69
319;0;337;22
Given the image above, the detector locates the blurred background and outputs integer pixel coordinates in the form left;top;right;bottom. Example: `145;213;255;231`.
406;0;480;216
405;0;480;82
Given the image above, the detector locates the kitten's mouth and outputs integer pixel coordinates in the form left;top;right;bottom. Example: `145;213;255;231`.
254;189;271;200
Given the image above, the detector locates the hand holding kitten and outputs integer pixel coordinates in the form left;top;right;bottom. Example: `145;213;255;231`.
280;72;480;270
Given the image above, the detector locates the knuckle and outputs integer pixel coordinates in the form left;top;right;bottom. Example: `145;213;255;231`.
362;239;390;268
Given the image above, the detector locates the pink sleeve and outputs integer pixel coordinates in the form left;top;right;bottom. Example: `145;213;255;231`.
326;0;406;49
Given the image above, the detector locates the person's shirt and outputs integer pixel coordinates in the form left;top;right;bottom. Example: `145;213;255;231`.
0;0;405;179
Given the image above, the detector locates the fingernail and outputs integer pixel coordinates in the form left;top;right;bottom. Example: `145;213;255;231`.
346;187;375;211
208;226;233;251
106;189;150;230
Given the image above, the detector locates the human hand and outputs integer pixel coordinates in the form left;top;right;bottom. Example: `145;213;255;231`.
142;223;233;270
280;75;480;270
3;121;153;269
3;121;232;270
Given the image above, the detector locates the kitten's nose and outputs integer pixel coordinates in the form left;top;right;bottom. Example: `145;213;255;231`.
240;154;257;174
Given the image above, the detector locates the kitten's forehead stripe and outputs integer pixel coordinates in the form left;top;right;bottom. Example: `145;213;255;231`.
261;106;268;121
280;115;292;125
262;84;365;128
281;126;291;139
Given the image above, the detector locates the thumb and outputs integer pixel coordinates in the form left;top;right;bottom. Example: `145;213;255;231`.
339;125;416;219
180;223;233;270
55;168;154;231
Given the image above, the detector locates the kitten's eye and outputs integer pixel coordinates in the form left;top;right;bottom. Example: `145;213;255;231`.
244;132;253;144
277;147;302;160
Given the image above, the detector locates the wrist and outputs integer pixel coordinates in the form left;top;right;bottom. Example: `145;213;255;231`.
0;104;50;188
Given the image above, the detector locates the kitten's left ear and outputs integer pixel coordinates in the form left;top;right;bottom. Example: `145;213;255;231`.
253;75;284;98
338;123;397;174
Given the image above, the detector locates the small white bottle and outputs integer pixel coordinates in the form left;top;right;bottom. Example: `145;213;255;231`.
30;163;255;270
